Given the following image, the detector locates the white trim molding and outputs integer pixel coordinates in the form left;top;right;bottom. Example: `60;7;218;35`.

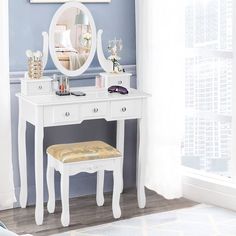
10;65;137;84
182;167;236;211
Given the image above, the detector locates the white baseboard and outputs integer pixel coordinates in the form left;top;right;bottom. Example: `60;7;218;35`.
0;190;15;210
183;173;236;211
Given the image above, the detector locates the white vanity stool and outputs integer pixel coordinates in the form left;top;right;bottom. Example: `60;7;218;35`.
46;141;122;227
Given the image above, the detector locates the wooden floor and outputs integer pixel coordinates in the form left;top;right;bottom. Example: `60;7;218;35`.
1;188;197;236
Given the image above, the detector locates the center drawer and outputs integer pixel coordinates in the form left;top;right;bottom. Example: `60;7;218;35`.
81;102;107;119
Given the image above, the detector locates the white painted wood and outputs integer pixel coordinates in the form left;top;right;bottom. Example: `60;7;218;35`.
61;171;70;227
21;78;53;96
31;0;111;3
52;104;80;124
110;100;142;119
34;107;44;226
42;32;49;70
18;100;27;208
137;100;146;209
17;88;150;224
47;154;122;226
116;120;125;193
81;102;107;119
96;170;105;206
16;88;149;107
47;158;55;213
112;160;121;218
97;30;113;73
49;2;97;77
100;73;132;89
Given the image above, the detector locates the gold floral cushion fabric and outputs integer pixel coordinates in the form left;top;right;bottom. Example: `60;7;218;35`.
47;141;122;163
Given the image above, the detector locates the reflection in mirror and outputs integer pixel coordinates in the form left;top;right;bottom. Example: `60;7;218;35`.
54;7;92;71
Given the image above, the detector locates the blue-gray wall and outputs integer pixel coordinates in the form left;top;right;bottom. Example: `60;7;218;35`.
9;0;136;71
9;0;137;205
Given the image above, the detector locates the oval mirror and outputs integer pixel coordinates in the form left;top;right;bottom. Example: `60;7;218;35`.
49;2;96;77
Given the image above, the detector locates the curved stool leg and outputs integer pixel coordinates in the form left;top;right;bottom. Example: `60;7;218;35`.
61;172;70;227
96;170;105;206
112;159;122;219
47;157;55;214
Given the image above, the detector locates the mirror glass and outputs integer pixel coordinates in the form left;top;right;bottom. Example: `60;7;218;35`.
49;3;96;77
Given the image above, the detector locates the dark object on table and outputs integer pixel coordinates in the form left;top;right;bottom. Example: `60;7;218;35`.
71;91;86;96
56;91;71;96
108;85;129;95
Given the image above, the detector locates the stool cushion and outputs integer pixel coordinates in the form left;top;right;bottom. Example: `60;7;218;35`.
47;141;122;163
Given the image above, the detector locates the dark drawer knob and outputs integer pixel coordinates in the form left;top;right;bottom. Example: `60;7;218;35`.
65;112;70;117
93;108;99;113
38;85;43;90
122;107;127;112
118;80;123;85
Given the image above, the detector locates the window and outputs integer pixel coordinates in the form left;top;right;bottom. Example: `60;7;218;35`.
182;0;233;177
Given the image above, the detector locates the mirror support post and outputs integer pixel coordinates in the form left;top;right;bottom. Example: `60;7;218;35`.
97;29;113;73
42;32;49;70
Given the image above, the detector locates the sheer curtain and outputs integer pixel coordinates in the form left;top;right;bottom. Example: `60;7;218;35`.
0;0;16;209
136;0;185;199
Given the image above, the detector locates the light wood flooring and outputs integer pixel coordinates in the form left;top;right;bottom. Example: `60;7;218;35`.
0;188;197;236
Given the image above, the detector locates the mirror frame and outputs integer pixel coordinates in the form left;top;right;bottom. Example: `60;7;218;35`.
49;2;97;77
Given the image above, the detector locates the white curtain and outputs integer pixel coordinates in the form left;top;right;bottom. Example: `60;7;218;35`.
136;0;185;199
0;0;16;209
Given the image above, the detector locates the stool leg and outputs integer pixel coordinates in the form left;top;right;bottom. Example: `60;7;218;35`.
96;170;105;206
61;172;70;227
112;160;122;219
47;158;55;214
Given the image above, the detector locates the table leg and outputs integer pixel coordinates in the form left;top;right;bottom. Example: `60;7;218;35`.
18;104;27;208
116;120;125;193
137;115;146;208
35;108;44;225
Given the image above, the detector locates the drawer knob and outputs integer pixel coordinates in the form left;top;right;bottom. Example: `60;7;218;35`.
122;107;127;112
65;112;70;117
118;80;123;85
38;85;43;90
93;108;99;113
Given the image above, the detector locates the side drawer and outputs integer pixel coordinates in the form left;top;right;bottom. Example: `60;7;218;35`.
28;82;51;95
106;76;130;88
81;102;107;119
21;78;52;96
110;100;142;119
44;105;80;125
53;105;79;124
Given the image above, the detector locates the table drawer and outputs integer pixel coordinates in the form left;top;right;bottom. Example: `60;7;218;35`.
81;102;107;118
106;76;130;88
21;78;52;96
110;100;142;119
52;105;79;124
99;73;131;89
28;82;51;95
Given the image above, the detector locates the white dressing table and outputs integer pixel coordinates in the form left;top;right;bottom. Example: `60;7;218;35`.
17;1;150;225
17;87;149;225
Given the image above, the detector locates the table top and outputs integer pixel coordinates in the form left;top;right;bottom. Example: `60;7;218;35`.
16;87;150;106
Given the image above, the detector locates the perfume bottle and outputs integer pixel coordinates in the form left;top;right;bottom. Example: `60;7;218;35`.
56;76;70;96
